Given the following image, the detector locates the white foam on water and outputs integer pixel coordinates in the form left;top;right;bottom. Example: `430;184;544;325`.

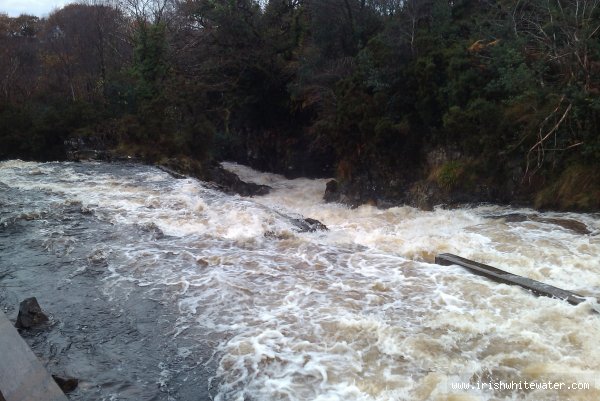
0;160;298;241
2;160;599;401
222;162;600;291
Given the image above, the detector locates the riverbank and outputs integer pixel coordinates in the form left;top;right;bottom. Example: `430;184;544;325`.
60;137;600;214
321;154;600;212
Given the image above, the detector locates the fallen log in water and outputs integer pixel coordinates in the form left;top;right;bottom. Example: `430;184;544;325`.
435;253;587;306
0;311;68;401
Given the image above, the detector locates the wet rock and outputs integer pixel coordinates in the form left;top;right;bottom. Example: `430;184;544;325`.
80;205;94;215
15;297;49;329
208;165;271;197
148;224;165;240
52;375;79;393
291;218;328;232
501;213;529;223
323;180;340;203
531;216;591;235
137;222;165;240
486;214;591;234
156;164;187;179
485;213;529;223
87;247;110;268
305;218;328;231
264;230;294;240
157;157;205;180
152;229;165;240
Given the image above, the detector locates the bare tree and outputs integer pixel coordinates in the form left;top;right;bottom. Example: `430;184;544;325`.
118;0;176;25
42;2;129;101
0;14;41;103
514;0;600;173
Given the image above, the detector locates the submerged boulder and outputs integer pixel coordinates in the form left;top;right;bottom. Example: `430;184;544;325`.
14;297;49;329
486;214;591;235
532;217;591;235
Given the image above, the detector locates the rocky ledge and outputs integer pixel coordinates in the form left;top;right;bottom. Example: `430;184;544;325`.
207;164;271;197
321;147;600;212
157;158;272;197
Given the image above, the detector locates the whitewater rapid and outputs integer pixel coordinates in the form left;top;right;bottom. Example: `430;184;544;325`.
1;160;599;401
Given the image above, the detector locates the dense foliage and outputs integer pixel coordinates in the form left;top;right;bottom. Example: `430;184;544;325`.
1;0;599;209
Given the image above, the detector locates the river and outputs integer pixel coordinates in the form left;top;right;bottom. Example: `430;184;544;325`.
0;160;599;401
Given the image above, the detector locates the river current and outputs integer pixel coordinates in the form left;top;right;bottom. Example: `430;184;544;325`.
0;160;599;401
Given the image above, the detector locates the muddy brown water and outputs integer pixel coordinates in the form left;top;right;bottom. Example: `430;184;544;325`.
1;160;599;401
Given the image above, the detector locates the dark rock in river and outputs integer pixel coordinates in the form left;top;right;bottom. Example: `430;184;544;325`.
156;164;187;179
138;222;165;240
52;375;79;393
291;218;328;232
157;157;204;179
486;214;591;235
208;164;271;197
156;158;271;197
499;213;529;223
323;180;340;203
15;297;49;329
530;216;591;235
196;258;209;267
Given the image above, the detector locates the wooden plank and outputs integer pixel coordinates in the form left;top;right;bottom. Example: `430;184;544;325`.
0;311;68;401
435;253;587;305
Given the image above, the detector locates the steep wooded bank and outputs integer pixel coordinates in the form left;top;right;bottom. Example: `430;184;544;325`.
1;0;599;210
